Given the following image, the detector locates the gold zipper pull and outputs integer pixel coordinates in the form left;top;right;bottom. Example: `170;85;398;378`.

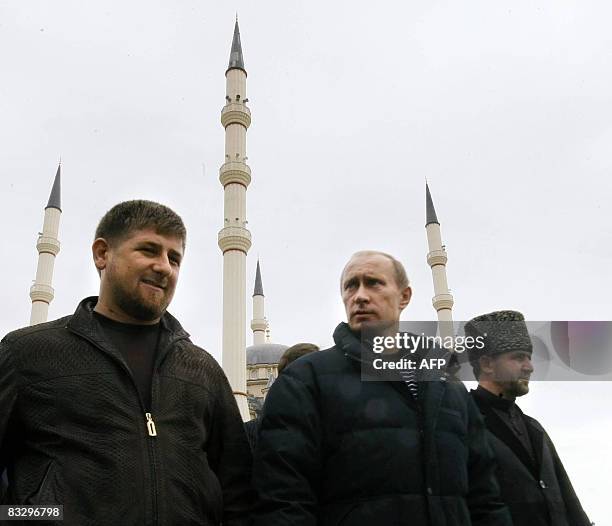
145;412;157;437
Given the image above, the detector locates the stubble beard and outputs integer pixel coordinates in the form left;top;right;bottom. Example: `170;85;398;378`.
110;278;168;322
506;379;530;398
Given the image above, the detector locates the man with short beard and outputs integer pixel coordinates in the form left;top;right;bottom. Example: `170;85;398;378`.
466;310;590;526
0;200;252;525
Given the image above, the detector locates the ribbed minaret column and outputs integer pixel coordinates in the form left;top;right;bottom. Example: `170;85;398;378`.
218;19;252;420
30;164;62;325
425;183;454;339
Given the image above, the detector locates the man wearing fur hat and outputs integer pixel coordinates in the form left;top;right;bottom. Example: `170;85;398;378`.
465;310;590;526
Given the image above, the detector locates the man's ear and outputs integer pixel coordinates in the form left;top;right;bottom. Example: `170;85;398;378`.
399;286;412;311
92;238;110;274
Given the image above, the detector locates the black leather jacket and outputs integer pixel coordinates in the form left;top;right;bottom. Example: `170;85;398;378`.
0;297;252;525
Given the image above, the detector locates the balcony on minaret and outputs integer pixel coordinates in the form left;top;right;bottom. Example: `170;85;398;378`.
219;161;251;188
30;283;54;303
251;318;267;333
432;293;454;311
36;234;61;256
221;102;251;128
218;226;252;254
427;249;448;267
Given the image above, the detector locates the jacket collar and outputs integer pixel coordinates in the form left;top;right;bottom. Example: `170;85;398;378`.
333;322;367;363
66;296;190;366
68;297;189;336
332;321;413;372
474;384;516;411
332;322;432;363
332;322;418;404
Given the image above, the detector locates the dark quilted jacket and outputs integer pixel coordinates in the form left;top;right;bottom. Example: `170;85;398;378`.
252;323;512;526
0;297;253;525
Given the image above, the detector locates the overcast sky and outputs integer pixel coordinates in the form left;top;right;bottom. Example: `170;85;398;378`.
1;1;611;521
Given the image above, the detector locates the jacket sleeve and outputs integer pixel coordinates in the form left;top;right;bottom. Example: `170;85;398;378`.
0;339;18;475
206;366;254;526
548;433;591;526
465;394;514;526
251;368;322;526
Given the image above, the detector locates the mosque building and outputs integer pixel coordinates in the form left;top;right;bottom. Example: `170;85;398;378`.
27;20;453;422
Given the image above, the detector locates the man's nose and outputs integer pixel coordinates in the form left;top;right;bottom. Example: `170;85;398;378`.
523;357;534;373
152;254;172;275
354;283;370;303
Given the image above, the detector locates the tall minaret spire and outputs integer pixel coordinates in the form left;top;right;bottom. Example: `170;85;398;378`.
251;260;268;345
425;182;454;338
227;18;245;72
218;18;252;420
30;163;62;325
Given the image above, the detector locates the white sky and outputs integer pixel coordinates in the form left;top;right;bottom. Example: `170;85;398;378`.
1;1;610;522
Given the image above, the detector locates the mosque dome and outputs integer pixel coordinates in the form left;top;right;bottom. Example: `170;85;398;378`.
246;343;288;365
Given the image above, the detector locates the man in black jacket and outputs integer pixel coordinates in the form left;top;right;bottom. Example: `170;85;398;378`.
0;200;252;525
252;250;511;526
465;310;591;526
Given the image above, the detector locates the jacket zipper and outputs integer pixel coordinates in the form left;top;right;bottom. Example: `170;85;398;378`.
67;328;185;526
146;413;157;437
147;373;161;526
147;414;159;526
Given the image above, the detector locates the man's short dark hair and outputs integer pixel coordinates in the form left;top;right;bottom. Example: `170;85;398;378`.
278;343;319;374
95;200;187;248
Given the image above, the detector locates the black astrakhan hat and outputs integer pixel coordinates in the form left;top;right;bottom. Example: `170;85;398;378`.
464;310;533;364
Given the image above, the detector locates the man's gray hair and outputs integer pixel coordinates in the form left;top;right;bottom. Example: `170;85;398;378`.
341;250;410;290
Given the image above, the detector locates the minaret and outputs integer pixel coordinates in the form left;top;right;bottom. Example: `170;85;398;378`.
218;18;252;420
30;163;62;325
250;260;268;345
425;183;454;339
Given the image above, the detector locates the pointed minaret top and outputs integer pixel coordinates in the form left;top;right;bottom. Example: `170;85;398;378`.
227;18;245;73
253;259;264;296
46;163;62;212
425;182;439;226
